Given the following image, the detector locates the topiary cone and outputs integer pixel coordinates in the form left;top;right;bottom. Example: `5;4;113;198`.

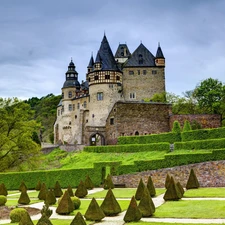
36;214;53;225
35;180;41;191
186;168;200;189
165;173;171;189
54;180;63;197
70;212;87;225
75;180;88;198
103;174;114;189
138;186;155;217
84;197;105;221
18;189;30;205
84;175;94;190
19;181;27;192
177;181;185;197
124;196;142;222
67;185;74;197
147;175;156;197
0;183;8;196
38;183;47;200
135;178;145;200
163;176;182;201
18;212;34;225
100;188;121;216
45;189;56;205
56;190;74;215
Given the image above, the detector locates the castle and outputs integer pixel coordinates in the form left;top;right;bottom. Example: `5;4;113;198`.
54;34;173;146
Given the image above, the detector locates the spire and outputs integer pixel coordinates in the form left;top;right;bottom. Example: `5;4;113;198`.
87;53;94;68
95;51;101;63
156;44;165;59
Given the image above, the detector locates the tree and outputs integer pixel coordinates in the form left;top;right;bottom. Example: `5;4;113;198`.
194;78;225;114
0;98;41;171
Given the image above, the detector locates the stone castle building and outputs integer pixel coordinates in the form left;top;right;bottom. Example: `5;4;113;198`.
54;34;220;146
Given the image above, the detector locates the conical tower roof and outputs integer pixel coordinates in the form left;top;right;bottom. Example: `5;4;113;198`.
156;43;165;58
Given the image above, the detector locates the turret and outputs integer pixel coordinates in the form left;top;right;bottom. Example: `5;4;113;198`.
155;43;165;67
115;44;131;64
87;54;94;73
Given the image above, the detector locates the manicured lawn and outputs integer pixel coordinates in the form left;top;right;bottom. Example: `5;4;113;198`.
87;188;165;198
127;223;224;225
155;200;225;218
184;187;225;198
6;199;41;206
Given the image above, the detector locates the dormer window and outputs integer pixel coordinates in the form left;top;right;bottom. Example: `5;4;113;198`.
138;54;143;64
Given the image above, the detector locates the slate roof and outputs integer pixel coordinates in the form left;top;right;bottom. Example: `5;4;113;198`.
87;55;94;68
124;43;156;67
114;44;131;58
95;35;120;71
63;80;80;89
156;45;165;58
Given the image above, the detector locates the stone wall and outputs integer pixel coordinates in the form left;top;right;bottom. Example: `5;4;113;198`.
112;160;225;188
105;101;171;145
170;114;222;130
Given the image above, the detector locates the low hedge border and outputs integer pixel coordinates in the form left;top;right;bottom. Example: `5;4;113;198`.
84;143;170;153
117;132;181;145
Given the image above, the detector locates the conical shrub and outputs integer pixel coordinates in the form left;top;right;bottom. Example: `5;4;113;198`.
38;183;47;200
183;120;191;132
45;189;56;205
18;189;30;205
135;178;145;200
100;188;121;216
19;181;27;192
54;181;63;197
35;180;41;191
84;197;105;221
147;175;156;197
177;181;185;197
138;186;155;217
36;214;53;225
84;175;94;190
75;180;88;198
165;173;171;189
186;168;200;189
123;196;142;222
70;212;87;225
41;203;53;218
67;185;74;197
163;176;182;201
0;183;8;196
103;174;114;190
18;212;34;225
56;190;74;215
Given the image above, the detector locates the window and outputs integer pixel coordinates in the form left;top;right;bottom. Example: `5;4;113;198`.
83;101;87;108
143;70;147;75
61;105;64;113
94;75;99;80
97;92;103;101
138;70;140;75
129;93;136;99
73;104;75;111
121;52;124;56
129;71;134;75
105;75;110;79
152;70;157;74
58;110;60;116
138;54;143;64
109;84;113;88
68;91;72;98
68;104;72;111
110;118;114;125
116;76;120;81
77;103;80;109
62;92;64;99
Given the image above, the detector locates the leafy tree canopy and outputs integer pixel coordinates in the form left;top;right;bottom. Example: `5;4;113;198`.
0;98;41;171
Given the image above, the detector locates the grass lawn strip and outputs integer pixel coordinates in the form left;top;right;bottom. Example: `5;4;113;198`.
184;187;225;198
155;200;225;219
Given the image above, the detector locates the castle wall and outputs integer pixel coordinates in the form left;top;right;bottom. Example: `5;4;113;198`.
122;67;165;101
169;114;222;129
105;102;171;145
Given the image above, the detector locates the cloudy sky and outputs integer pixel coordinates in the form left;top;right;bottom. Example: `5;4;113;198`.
0;0;225;100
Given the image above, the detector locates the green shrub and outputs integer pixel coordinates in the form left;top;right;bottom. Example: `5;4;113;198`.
147;175;156;197
38;183;47;200
186;168;200;189
84;175;94;190
174;138;225;150
0;195;7;206
123;196;142;222
165;173;171;189
54;180;63;197
183;120;191;132
10;208;28;223
70;212;86;225
135;178;145;200
103;174;114;190
67;185;74;197
36;214;53;225
19;181;27;192
56;190;74;215
100;188;121;216
172;120;181;133
35;180;41;191
18;190;30;205
0;183;8;196
41;203;53;218
118;132;181;144
71;196;81;209
182;127;225;142
75;180;88;198
84;197;105;221
19;212;34;225
45;189;56;205
84;143;170;153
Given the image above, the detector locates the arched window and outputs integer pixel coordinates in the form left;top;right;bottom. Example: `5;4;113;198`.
135;131;139;136
68;91;72;98
83;101;87;108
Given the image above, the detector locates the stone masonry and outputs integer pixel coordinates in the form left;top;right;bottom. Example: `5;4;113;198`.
112;160;225;188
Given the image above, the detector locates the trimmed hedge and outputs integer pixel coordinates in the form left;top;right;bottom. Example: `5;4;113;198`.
174;138;225;150
182;127;225;142
84;143;170;153
118;132;181;145
0;167;102;190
